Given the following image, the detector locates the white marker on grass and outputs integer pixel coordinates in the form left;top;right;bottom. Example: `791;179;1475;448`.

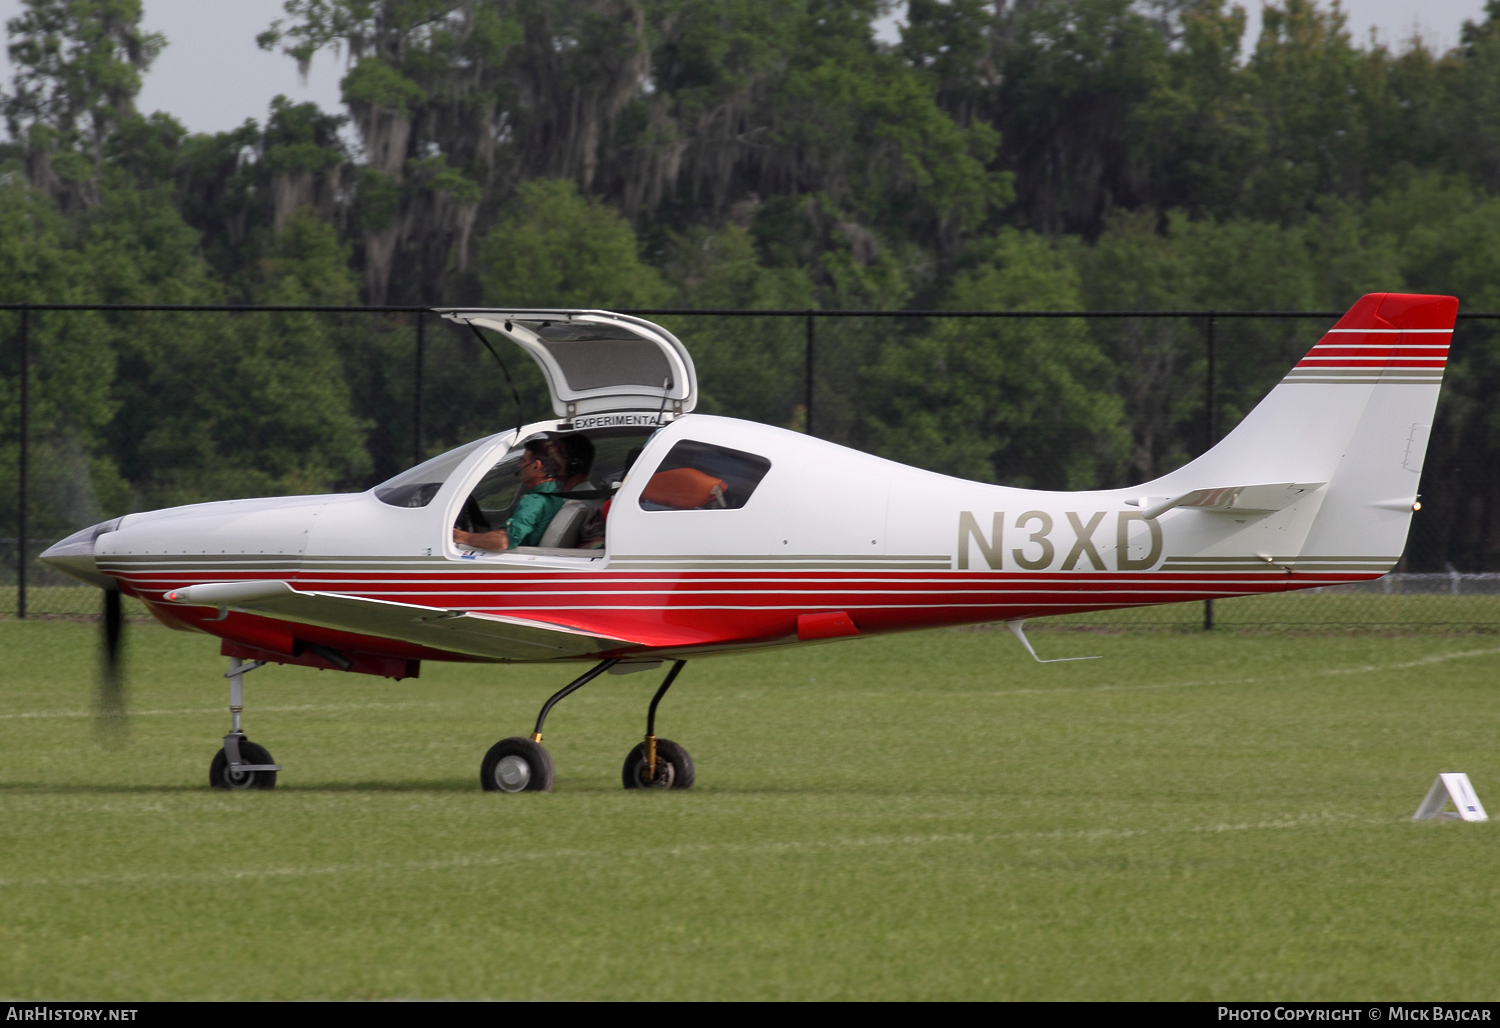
1412;773;1488;822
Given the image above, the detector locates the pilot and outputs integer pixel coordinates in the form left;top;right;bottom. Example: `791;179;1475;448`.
452;440;565;551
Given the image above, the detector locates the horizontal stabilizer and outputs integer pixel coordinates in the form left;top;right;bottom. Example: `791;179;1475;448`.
165;581;648;660
1129;483;1324;520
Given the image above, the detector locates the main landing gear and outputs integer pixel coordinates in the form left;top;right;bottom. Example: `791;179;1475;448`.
208;656;281;790
480;659;694;793
622;661;694;790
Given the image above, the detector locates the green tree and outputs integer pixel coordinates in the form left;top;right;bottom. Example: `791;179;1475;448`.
1130;2;1265;219
659;223;815;429
260;0;512;303
0;179;126;538
1364;172;1500;570
477;178;668;307
1076;206;1401;480
406;178;670;455
1;0;164;209
113;211;371;506
1079;210;1317;478
1242;0;1372;220
984;0;1169;235
861;229;1128;489
166;97;349;291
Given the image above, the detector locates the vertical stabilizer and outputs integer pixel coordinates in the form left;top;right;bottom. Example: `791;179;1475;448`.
1148;293;1457;576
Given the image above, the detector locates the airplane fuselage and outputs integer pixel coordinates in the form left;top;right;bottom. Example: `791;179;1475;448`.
61;413;1398;676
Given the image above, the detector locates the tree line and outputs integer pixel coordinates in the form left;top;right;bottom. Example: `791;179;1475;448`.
4;0;1500;571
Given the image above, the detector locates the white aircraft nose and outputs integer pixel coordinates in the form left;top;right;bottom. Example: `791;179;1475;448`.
39;517;124;589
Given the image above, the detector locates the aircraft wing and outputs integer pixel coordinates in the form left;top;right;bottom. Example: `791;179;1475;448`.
163;581;644;660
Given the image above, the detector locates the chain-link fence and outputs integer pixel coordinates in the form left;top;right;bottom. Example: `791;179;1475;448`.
5;303;1500;629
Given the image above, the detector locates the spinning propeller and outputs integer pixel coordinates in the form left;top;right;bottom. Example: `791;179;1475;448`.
98;587;126;739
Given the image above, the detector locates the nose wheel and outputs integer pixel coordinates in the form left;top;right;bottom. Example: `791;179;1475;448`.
210;739;278;790
209;656;281;790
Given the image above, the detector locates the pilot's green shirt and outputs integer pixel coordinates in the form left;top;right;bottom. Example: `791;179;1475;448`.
506;480;564;548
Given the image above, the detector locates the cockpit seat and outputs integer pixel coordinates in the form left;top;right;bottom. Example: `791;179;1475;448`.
538;500;590;549
641;467;728;510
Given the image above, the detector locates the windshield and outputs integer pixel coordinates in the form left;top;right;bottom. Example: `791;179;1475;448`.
374;438;491;508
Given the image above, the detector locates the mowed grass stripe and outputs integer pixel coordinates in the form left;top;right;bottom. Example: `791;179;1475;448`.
2;621;1497;1000
0;812;1395;890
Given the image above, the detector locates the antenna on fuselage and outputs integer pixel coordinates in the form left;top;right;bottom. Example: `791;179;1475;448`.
466;323;526;439
1006;620;1101;663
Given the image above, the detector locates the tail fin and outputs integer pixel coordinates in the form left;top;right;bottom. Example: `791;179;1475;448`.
1148;293;1457;578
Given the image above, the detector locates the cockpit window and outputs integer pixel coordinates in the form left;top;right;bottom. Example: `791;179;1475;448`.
455;427;658;539
374;438;487;507
639;440;771;511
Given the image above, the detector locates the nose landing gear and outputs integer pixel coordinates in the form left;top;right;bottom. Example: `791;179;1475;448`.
209;656;281;790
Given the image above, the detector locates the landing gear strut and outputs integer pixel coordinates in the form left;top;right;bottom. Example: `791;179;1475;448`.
622;661;694;790
479;658;696;793
479;658;619;792
208;656;281;790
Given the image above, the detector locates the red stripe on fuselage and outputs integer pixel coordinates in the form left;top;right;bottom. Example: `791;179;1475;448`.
117;566;1385;662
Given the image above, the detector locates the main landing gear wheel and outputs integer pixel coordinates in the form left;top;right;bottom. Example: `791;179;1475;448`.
622;738;695;790
209;740;278;791
481;737;555;793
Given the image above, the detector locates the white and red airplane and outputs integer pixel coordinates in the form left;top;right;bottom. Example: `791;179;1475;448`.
41;293;1458;792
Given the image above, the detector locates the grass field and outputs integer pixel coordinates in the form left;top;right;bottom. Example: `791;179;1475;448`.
2;620;1498;1000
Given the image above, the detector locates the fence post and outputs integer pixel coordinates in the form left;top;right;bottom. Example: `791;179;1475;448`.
1203;311;1217;632
413;311;425;467
805;311;815;437
17;304;28;621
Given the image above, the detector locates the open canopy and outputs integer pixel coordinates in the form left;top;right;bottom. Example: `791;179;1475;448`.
438;309;697;422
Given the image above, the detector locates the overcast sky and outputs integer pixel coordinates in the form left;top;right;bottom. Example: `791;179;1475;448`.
0;0;1489;137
